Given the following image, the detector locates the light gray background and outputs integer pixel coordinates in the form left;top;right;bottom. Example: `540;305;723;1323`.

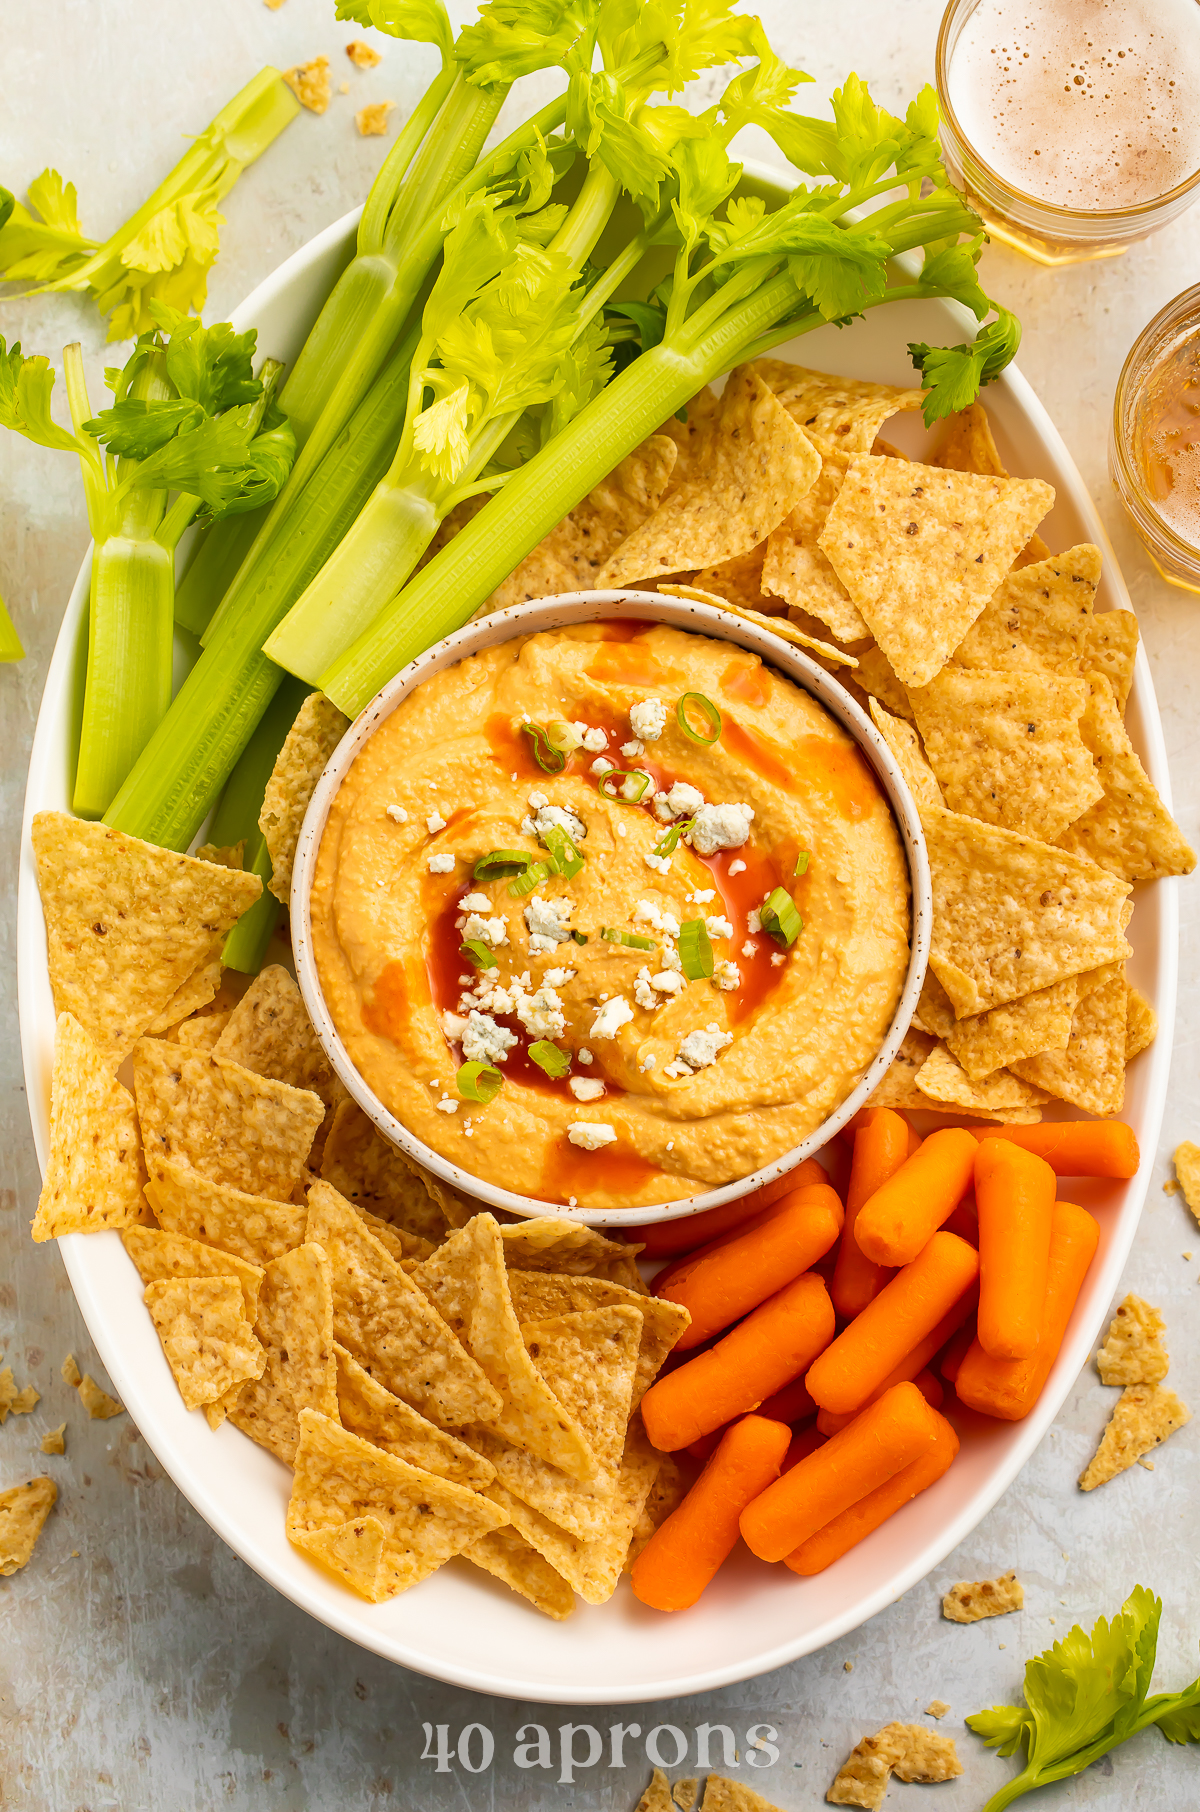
2;3;1198;1807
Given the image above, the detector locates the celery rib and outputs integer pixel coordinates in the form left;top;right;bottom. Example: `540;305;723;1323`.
0;593;25;662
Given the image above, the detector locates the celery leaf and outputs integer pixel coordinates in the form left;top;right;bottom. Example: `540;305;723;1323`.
0;338;88;455
336;0;455;63
460;0;599;87
910;308;1022;425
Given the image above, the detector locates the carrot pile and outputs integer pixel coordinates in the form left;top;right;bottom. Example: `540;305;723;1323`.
630;1110;1130;1614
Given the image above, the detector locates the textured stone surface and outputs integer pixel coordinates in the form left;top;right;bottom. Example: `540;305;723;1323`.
2;2;1199;1806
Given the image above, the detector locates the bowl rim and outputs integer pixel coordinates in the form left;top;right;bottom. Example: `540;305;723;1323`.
290;588;932;1227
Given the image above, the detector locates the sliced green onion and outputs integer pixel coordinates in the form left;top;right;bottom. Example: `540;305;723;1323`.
541;823;584;879
794;851;810;876
508;860;556;898
474;848;532;881
678;917;714;980
457;1061;503;1103
545;720;583;754
601;927;656;950
528;1041;572;1079
651;816;695;859
522;720;567;773
460;939;498;970
598;768;650;802
761;887;804;948
572;930;589;945
677;691;722;745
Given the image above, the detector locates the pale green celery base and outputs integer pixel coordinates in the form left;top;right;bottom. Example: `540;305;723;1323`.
73;534;175;819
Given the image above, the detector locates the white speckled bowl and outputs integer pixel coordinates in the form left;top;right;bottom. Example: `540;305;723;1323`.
289;590;933;1228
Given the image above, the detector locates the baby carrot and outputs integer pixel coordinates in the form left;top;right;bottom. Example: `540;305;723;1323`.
831;1109;908;1321
783;1423;826;1469
853;1127;979;1267
640;1273;835;1451
955;1201;1100;1420
653;1184;843;1298
816;1362;946;1436
975;1139;1056;1361
806;1231;980;1416
978;1122;1139;1178
635;1158;828;1258
812;1287;976;1434
661;1189;843;1351
740;1382;941;1563
785;1413;959;1575
631;1414;791;1611
938;1316;977;1384
944;1194;978;1246
757;1376;816;1424
686;1427;726;1463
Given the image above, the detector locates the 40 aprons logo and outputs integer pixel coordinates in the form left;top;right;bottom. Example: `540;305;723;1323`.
421;1721;780;1782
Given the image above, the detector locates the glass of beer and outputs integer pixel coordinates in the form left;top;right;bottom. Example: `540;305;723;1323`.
1111;284;1200;593
936;0;1200;264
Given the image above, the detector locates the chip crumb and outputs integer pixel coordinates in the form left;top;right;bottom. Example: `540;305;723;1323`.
1096;1293;1169;1386
0;1365;40;1424
339;80;350;93
345;38;381;67
672;1779;698;1811
284;56;332;114
0;1477;57;1576
827;1723;961;1808
40;1423;66;1455
1165;1179;1181;1195
356;100;395;136
1079;1383;1192;1489
263;0;286;9
698;1775;788;1812
942;1571;1024;1623
925;1701;950;1719
77;1374;124;1420
844;1660;854;1672
635;1770;675;1812
1175;1143;1200;1220
61;1353;81;1388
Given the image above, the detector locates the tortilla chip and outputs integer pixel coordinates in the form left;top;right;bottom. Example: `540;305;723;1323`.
761;459;870;643
211;965;341;1107
1057;675;1195;880
828;1724;961;1809
753;361;925;460
914;969;956;1040
31;812;260;1067
283;55;331;113
195;841;245;869
334;1344;493;1489
40;1424;66;1455
226;1242;338;1460
867;700;943;815
924;805;1131;1016
488;1419;661;1604
949;544;1104;678
1125;986;1157;1060
656;585;860;665
31;1013;147;1241
855;643;913;720
260;693;349;904
635;1769;676;1812
144;1153;307;1266
0;1478;57;1576
931;400;1007;477
174;1010;232;1050
506;1270;689;1408
296;1513;387;1598
413;1218;599;1475
625;1452;687;1569
1085;610;1140;713
122;1224;265;1322
593;1250;649;1293
673;1780;699;1811
827;1750;889;1812
819;458;1055;687
287;1408;507;1600
1012;965;1127;1114
595;365;821;587
0;1366;38;1424
691;540;773;612
1079;1383;1191;1489
500;1217;625;1276
347;1201;434;1265
306;1182;500;1430
320;1099;447;1244
1175;1142;1200;1222
944;976;1080;1080
867;1028;937;1112
462;1523;576;1619
77;1373;123;1419
909;668;1102;843
916;1043;1047;1116
144;1275;266;1411
146;956;223;1035
1096;1293;1169;1386
133;1038;324;1202
485;433;678;611
942;1570;1024;1622
701;1777;792;1812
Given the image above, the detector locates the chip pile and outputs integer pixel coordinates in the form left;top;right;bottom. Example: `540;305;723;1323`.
473;369;1190;1123
28;820;690;1614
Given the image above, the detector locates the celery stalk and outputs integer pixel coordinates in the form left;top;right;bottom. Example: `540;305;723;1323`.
104;328;421;851
207;673;310;973
174;510;265;635
0;593;25;662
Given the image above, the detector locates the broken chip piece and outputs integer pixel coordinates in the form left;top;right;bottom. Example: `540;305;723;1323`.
1079;1384;1192;1489
942;1570;1024;1623
0;1477;57;1576
1096;1293;1169;1387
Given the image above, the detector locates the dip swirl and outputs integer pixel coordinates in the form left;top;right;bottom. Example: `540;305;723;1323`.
310;623;910;1209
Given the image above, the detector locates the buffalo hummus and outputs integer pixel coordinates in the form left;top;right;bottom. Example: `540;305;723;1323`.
310;623;910;1208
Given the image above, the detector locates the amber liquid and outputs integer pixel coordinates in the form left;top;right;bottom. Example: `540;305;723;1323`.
1134;335;1200;550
